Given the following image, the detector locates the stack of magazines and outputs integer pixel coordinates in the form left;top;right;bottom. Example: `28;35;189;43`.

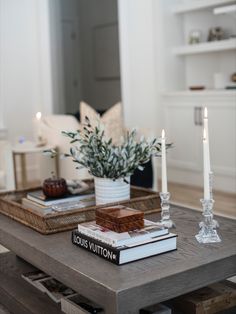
72;217;177;265
21;270;77;303
22;270;104;313
22;181;95;214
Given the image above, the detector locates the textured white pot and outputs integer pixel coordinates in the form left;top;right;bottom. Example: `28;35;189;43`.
94;177;130;205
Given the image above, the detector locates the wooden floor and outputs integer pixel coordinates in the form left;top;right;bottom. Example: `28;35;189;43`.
167;181;236;219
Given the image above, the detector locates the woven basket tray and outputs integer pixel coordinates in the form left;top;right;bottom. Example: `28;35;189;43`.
0;184;161;234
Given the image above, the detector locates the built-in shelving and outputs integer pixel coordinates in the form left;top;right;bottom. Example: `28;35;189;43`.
214;4;236;15
157;0;236;194
160;0;236;92
173;0;236;14
173;38;236;56
160;90;236;97
213;4;236;19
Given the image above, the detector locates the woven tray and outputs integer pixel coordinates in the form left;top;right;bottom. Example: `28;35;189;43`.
0;184;161;234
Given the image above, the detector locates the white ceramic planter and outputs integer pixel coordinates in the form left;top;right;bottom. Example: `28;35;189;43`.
94;177;130;205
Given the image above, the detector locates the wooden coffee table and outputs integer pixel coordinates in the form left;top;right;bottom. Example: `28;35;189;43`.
0;205;235;314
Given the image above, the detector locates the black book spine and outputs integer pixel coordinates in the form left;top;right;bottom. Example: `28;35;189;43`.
71;231;120;265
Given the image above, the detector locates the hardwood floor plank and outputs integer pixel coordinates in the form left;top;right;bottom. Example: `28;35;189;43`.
159;181;236;219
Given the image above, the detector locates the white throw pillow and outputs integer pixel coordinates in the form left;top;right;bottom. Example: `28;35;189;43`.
80;101;124;145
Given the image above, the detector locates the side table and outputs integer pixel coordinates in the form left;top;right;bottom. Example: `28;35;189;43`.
12;142;59;190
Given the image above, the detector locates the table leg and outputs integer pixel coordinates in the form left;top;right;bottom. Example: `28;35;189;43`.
20;154;27;189
13;154;18;190
55;152;60;178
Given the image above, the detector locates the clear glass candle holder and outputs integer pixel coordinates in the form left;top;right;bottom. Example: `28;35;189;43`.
195;198;221;244
209;171;219;229
159;192;175;228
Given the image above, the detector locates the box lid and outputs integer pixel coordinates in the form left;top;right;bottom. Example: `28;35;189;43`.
96;205;144;224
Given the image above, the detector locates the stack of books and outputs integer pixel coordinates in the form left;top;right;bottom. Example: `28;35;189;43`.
22;188;95;214
72;206;177;265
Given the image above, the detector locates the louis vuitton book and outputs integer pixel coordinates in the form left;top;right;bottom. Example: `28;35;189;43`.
72;230;177;265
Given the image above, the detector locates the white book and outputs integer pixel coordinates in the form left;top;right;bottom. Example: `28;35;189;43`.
22;198;53;214
119;233;177;264
22;197;95;214
77;219;168;247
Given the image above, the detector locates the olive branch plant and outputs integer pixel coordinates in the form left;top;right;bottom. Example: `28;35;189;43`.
44;117;172;182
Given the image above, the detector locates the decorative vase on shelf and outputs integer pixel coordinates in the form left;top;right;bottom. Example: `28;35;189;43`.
94;176;130;205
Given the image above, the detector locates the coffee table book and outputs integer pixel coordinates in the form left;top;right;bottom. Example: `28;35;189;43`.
77;219;168;247
27;189;95;206
71;230;177;265
22;197;96;214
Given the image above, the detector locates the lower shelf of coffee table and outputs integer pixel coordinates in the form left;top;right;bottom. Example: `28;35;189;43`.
1;252;235;314
0;252;63;314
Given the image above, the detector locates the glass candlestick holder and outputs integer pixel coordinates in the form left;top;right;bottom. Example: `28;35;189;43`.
159;192;175;228
195;198;221;244
209;171;219;229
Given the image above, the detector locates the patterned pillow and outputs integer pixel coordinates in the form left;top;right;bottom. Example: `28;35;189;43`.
80;101;124;145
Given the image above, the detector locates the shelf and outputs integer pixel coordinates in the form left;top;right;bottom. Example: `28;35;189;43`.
173;0;236;14
0;252;63;314
160;90;236;97
214;4;236;16
173;38;236;56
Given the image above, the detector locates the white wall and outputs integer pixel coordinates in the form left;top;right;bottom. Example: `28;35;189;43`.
0;0;62;182
49;0;65;114
118;0;160;133
0;0;57;143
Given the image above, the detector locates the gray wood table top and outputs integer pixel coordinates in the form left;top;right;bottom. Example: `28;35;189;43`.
0;206;236;314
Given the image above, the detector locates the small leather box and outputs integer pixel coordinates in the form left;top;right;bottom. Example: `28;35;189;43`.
96;205;144;233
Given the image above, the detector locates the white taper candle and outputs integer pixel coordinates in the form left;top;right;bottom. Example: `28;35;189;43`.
35;112;42;139
203;107;211;173
203;128;210;199
161;129;168;193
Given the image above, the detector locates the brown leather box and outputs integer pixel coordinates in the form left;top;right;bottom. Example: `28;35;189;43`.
96;206;144;233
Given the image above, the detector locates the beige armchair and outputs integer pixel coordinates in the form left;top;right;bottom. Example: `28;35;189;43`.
41;115;91;181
